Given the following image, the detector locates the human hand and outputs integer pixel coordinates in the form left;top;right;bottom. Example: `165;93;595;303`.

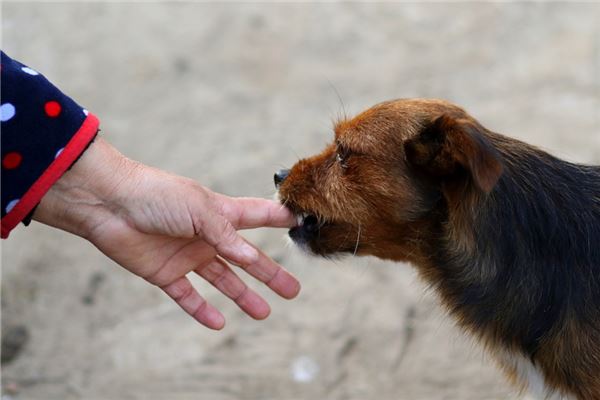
33;137;300;329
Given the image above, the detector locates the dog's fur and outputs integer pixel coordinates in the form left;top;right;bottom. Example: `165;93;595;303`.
276;99;600;399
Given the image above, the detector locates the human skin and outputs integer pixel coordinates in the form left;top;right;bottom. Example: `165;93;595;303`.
32;136;301;330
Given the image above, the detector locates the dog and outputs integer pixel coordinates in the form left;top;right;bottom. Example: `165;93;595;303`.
275;99;600;399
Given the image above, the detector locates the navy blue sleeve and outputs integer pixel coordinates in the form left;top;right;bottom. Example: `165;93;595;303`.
1;51;100;238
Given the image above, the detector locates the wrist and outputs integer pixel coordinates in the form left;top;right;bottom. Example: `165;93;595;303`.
33;136;134;238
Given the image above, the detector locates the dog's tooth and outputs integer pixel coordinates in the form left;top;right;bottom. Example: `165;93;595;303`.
296;215;304;226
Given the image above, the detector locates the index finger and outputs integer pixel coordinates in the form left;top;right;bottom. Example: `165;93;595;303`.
217;196;296;230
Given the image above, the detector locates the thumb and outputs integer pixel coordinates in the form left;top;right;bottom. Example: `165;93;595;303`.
203;213;259;266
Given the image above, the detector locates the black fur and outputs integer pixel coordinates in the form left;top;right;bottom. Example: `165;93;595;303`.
430;135;600;360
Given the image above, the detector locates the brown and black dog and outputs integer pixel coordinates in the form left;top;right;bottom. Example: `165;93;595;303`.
275;99;600;399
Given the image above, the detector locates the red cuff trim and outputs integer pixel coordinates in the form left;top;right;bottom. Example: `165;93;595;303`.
1;113;100;239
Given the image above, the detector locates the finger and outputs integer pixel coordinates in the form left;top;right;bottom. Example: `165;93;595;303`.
202;214;260;266
216;195;296;229
231;248;301;300
196;257;271;320
203;217;300;299
161;276;225;330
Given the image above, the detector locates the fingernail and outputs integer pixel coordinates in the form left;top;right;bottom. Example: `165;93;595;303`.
241;243;259;263
213;313;225;330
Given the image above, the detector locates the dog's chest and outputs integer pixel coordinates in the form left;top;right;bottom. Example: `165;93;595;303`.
499;352;571;400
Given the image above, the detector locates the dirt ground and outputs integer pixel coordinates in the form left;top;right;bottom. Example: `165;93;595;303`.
1;2;599;400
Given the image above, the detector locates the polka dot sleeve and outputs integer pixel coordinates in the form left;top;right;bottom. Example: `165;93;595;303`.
1;51;100;238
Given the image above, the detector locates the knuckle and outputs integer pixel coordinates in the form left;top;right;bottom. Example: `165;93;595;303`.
212;266;229;288
265;266;282;285
201;260;226;282
191;298;208;319
166;279;194;302
146;267;171;288
233;285;249;303
217;221;239;246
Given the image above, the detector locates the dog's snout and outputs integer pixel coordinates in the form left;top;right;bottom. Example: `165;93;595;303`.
274;169;290;188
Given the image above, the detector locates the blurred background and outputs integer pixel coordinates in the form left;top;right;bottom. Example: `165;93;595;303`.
1;2;599;399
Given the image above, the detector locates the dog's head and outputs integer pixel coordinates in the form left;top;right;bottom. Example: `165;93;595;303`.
276;99;504;261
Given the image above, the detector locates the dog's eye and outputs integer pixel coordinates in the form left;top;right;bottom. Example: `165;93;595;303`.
336;147;350;168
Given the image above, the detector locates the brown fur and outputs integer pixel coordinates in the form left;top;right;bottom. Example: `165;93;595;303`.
277;99;600;399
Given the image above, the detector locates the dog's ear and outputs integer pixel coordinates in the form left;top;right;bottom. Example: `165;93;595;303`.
404;115;503;193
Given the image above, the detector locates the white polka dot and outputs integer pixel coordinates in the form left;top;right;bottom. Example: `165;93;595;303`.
6;199;19;214
1;103;16;122
55;148;64;159
83;109;89;116
21;67;39;75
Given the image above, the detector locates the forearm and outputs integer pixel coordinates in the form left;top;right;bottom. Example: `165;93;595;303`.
32;137;135;238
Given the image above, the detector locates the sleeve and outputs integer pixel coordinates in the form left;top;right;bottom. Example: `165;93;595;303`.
1;51;100;239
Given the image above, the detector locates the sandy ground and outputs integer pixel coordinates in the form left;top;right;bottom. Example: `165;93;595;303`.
1;3;599;400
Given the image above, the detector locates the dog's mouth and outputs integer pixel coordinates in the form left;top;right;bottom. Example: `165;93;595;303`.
280;196;355;255
293;212;321;233
283;203;329;247
288;211;328;254
282;201;360;256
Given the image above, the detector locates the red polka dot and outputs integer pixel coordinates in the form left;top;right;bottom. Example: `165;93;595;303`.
2;152;22;169
44;101;62;117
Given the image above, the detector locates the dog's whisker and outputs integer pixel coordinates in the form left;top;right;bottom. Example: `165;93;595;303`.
334;224;355;254
290;149;302;163
279;197;289;210
318;217;327;229
327;79;348;122
352;223;361;257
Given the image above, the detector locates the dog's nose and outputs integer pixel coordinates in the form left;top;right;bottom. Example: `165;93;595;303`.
274;169;290;188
